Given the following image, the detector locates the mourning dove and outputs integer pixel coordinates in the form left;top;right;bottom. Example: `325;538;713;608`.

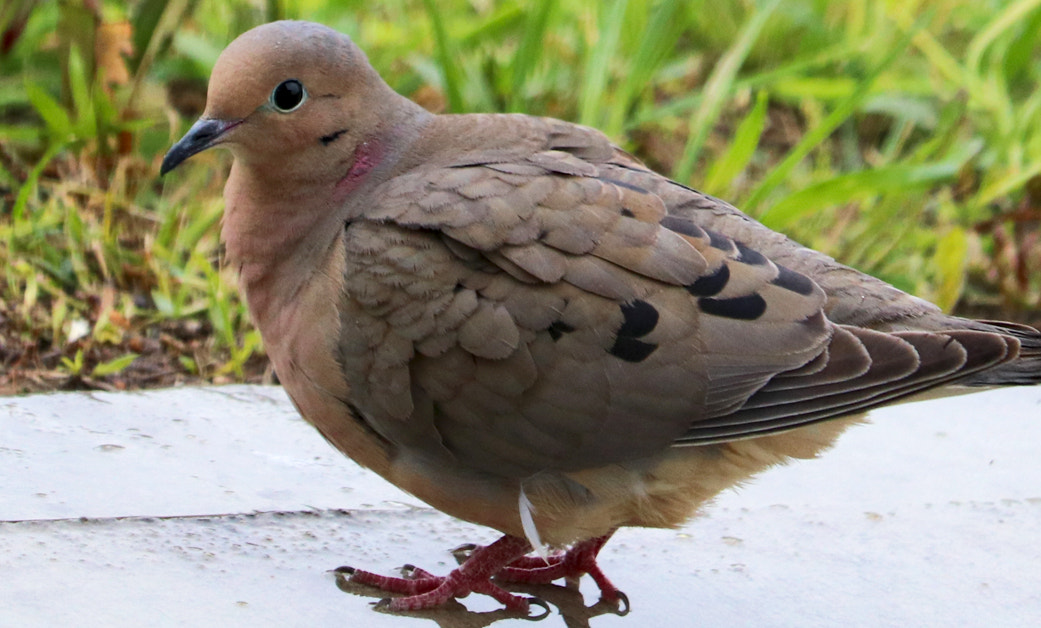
161;20;1041;616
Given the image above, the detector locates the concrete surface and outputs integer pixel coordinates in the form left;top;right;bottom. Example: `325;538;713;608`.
2;384;1040;627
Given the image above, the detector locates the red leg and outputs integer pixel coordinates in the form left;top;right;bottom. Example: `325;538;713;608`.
494;533;628;611
336;534;548;615
336;565;442;595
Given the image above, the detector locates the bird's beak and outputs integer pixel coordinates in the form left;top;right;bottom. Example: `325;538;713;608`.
160;117;241;176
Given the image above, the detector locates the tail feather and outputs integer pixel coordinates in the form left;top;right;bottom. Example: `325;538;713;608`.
960;320;1041;386
878;316;1041;386
676;324;1022;445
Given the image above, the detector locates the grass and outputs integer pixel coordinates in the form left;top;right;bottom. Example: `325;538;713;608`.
1;0;1039;393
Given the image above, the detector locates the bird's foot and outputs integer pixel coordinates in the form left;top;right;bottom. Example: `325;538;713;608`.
335;534;549;617
454;533;629;615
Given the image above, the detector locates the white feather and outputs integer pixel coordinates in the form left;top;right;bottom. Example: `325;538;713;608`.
518;486;549;558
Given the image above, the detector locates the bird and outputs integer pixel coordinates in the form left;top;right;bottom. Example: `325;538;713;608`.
161;20;1041;616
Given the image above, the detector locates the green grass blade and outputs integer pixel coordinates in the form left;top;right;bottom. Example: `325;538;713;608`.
931;226;968;312
130;0;170;71
604;0;684;137
66;44;97;142
127;0;194;112
456;4;525;46
578;0;629;127
92;353;141;377
703;90;769;196
11;142;64;223
965;0;1041;77
422;0;464;112
751;14;924;218
508;0;556;112
672;0;781;184
24;81;71;137
628;40;862;129
764;162;961;228
976;162;1041;206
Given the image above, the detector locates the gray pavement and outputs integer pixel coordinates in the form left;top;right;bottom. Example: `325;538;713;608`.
2;385;1040;627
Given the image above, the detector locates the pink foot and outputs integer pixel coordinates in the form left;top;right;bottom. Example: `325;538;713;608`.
334;534;549;617
457;533;629;615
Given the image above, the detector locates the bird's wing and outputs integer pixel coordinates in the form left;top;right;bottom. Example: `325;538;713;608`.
334;115;1024;477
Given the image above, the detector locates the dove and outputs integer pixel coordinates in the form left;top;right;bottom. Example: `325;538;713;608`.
161;20;1041;616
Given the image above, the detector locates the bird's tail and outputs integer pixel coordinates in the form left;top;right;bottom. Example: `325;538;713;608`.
958;320;1041;386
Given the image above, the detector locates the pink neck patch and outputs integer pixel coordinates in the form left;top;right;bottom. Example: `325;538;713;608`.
334;139;382;200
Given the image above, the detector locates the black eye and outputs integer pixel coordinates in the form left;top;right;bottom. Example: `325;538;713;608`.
271;79;306;112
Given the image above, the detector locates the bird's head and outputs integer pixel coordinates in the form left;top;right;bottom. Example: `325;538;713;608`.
161;20;405;181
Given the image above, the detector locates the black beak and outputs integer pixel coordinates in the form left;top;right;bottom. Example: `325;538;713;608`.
160;117;240;176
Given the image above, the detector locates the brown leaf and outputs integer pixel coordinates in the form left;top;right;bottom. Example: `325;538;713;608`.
95;20;133;89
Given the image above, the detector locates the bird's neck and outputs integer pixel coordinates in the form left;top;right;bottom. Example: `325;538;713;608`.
218;165;338;331
220;100;433;331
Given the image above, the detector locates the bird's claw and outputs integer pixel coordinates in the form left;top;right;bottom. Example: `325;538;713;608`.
523;596;550;621
451;543;480;564
608;590;630;616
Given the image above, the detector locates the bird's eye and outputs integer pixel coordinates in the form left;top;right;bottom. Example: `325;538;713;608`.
271;79;306;112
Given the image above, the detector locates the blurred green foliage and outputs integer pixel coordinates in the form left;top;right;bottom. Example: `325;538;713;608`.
1;0;1039;389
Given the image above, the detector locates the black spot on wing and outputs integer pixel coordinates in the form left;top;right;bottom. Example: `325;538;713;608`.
771;265;817;296
608;300;659;362
734;241;768;266
320;128;348;146
660;215;707;239
685;264;729;297
698;293;767;320
548;320;576;341
621;208;635;217
609;336;658;362
617;300;659;338
704;229;736;253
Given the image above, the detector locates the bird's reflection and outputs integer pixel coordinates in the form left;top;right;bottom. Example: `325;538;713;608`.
334;568;629;627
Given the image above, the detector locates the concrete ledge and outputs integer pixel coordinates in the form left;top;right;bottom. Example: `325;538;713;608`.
3;385;1040;626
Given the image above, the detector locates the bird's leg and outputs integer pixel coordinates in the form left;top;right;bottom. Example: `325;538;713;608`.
336;534;548;615
458;532;629;612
